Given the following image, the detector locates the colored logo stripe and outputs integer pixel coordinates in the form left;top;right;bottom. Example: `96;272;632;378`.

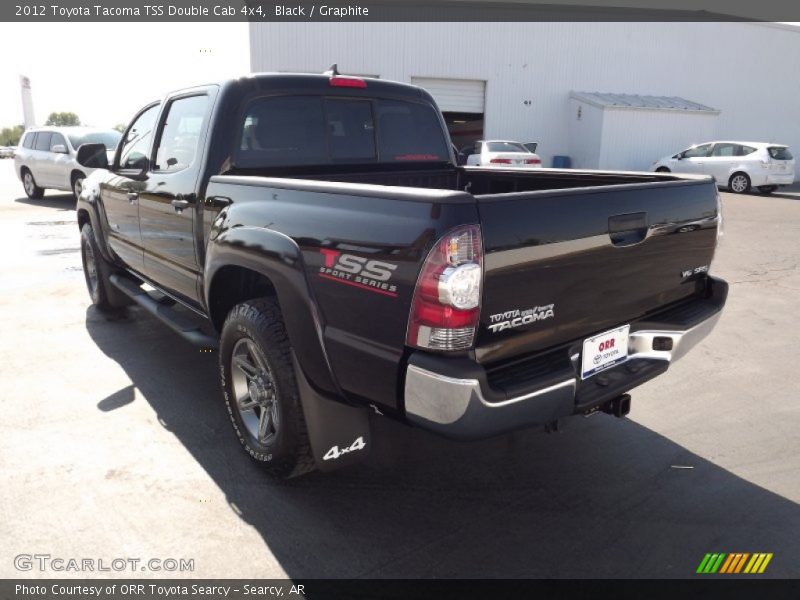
697;553;773;574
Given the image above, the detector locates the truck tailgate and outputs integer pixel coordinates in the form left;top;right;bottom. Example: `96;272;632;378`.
475;179;720;364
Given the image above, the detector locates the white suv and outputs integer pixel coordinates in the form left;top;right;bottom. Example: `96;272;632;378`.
652;141;795;195
14;127;120;199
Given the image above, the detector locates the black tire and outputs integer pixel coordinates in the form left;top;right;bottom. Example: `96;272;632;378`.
757;185;777;195
21;168;44;199
655;167;671;173
80;223;130;312
728;172;751;194
219;297;315;479
71;172;86;200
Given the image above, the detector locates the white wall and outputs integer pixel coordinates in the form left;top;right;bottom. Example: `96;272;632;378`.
598;108;719;171
567;99;603;169
250;22;800;170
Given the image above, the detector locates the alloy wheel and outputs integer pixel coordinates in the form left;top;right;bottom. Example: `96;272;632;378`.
230;338;280;445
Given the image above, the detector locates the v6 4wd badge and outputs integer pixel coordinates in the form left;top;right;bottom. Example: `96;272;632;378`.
488;304;555;333
318;249;398;297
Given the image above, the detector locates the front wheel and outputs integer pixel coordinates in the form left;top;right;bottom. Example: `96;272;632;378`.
80;223;129;312
219;297;315;479
729;172;751;194
72;172;86;199
757;185;778;195
655;167;671;173
22;169;44;199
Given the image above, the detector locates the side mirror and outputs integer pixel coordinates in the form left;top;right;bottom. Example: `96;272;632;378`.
51;144;68;154
76;143;109;169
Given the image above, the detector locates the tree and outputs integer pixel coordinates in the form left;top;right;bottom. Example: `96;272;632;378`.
0;125;24;146
45;112;80;127
113;123;127;133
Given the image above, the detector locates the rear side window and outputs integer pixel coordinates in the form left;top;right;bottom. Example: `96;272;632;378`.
711;143;737;157
768;146;793;160
34;132;52;152
738;145;756;156
237;95;448;168
22;132;36;149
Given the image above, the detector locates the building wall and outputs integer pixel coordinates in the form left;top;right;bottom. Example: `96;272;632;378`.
250;22;800;170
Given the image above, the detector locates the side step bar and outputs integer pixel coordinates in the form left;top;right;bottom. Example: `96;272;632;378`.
109;274;218;349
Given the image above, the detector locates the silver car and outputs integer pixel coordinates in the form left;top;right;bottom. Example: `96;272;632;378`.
14;127;120;199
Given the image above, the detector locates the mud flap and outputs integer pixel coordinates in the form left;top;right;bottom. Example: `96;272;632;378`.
292;354;371;472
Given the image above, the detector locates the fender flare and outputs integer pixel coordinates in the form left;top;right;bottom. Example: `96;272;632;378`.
204;225;340;397
76;189;116;264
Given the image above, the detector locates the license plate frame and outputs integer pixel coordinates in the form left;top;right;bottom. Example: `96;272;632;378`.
581;325;630;380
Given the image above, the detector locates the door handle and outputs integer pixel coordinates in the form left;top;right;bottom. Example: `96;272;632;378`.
171;198;190;211
127;192;138;204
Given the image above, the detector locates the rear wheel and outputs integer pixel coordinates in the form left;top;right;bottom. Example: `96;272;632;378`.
729;172;751;194
655;167;671;173
22;169;44;199
757;185;778;195
219;297;315;479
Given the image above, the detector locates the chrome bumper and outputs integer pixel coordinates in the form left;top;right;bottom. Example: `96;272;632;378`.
405;284;725;440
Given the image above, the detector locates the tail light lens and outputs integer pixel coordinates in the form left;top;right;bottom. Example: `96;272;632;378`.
329;76;367;88
489;158;511;164
407;225;483;351
525;158;541;165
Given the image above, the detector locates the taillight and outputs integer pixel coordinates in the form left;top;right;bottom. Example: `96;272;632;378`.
329;76;367;88
525;158;541;165
407;225;483;351
489;158;511;164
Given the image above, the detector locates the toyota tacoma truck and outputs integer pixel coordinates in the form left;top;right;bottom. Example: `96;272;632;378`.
75;69;727;478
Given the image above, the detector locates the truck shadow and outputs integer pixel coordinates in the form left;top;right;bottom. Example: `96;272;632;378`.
13;193;76;211
85;306;800;579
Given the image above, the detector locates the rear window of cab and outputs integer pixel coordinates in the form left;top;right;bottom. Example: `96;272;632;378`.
236;96;449;167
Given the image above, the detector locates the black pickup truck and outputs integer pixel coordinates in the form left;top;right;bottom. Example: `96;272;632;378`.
75;70;727;478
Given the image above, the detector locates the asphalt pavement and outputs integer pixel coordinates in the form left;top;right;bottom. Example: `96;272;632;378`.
0;159;798;579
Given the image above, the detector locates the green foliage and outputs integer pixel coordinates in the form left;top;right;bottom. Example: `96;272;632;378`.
113;123;127;133
45;112;81;127
0;124;24;146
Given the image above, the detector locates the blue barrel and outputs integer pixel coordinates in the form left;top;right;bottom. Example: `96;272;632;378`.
552;155;572;168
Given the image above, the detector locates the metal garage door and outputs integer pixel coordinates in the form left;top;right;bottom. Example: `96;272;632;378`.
411;77;485;113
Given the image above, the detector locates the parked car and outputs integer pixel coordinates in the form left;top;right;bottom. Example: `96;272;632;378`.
652;141;795;195
75;72;726;479
0;146;15;158
459;140;542;168
14;127;121;199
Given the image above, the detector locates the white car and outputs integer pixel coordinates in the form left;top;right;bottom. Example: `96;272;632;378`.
652;141;795;195
460;140;542;168
14;127;120;199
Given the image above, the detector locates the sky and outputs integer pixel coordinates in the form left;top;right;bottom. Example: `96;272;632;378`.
0;23;250;130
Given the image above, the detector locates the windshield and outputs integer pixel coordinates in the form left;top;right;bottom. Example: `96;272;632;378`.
486;141;529;153
768;146;793;160
67;131;122;151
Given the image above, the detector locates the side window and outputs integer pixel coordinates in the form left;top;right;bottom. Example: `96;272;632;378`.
738;145;757;156
711;143;737;157
154;95;210;172
22;132;36;149
34;132;52;152
682;144;711;158
50;133;67;152
119;104;160;170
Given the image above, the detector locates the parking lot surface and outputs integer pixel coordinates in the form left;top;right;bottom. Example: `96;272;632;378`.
0;159;798;579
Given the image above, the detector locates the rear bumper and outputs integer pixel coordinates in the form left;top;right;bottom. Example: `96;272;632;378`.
404;276;728;440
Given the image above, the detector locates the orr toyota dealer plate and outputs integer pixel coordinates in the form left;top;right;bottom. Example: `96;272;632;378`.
581;325;630;380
